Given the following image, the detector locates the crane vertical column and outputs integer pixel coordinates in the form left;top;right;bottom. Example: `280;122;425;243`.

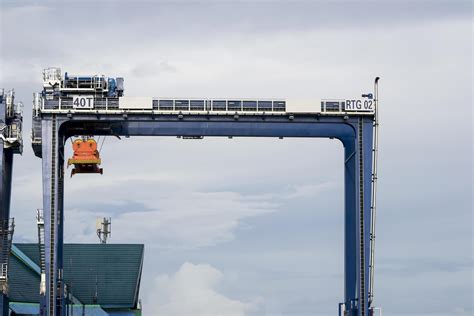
0;120;13;316
343;116;374;316
344;138;358;315
41;116;65;316
0;89;22;315
359;117;375;316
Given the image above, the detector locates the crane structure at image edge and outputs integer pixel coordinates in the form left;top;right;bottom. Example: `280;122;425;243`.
0;89;23;315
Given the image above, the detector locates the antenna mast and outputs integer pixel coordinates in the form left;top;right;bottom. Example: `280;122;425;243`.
96;217;111;244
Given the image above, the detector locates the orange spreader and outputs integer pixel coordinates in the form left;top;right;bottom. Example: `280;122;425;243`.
67;138;103;177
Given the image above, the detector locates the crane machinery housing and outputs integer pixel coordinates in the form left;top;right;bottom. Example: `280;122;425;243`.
31;67;380;316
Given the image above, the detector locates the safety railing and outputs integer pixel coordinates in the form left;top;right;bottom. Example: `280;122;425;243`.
37;209;45;225
0;264;7;280
39;96;375;115
0;218;14;284
321;99;376;115
0;219;15;237
41;97;288;113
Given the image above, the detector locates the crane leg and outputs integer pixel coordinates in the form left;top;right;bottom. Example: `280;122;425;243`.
342;117;374;316
0;150;13;316
41;117;65;316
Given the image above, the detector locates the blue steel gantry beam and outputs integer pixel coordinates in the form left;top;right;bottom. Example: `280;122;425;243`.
0;89;23;315
32;68;380;316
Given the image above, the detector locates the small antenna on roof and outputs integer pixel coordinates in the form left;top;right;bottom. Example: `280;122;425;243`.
96;217;111;244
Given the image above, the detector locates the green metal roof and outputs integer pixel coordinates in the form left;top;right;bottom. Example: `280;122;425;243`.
9;252;40;303
10;243;144;308
9;302;111;316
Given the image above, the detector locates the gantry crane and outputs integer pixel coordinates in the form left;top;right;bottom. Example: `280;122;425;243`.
0;89;23;315
32;68;380;316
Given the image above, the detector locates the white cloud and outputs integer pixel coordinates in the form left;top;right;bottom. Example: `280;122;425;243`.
283;182;337;200
64;190;277;248
147;262;262;316
60;171;338;248
113;191;276;248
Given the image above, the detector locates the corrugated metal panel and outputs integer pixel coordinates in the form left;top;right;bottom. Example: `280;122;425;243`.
11;245;41;274
11;244;144;307
10;302;112;316
70;305;109;316
9;255;41;303
107;311;140;316
9;302;39;314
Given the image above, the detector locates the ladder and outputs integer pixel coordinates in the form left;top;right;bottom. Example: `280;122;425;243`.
369;78;380;309
0;219;14;293
358;117;366;316
37;209;46;274
37;208;47;300
50;115;57;316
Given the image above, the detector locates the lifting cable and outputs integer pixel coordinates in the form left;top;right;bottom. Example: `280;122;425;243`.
99;136;106;153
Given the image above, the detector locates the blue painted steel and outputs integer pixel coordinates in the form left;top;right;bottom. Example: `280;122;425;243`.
37;111;374;316
0;146;13;225
107;78;116;97
344;138;357;314
41;118;66;316
0;94;14;315
0;96;13;223
362;119;374;316
0;294;8;316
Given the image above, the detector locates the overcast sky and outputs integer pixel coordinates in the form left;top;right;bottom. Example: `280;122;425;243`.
0;1;472;315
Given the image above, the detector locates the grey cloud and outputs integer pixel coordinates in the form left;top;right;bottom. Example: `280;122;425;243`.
131;61;178;77
3;1;472;34
378;257;473;276
1;1;472;314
